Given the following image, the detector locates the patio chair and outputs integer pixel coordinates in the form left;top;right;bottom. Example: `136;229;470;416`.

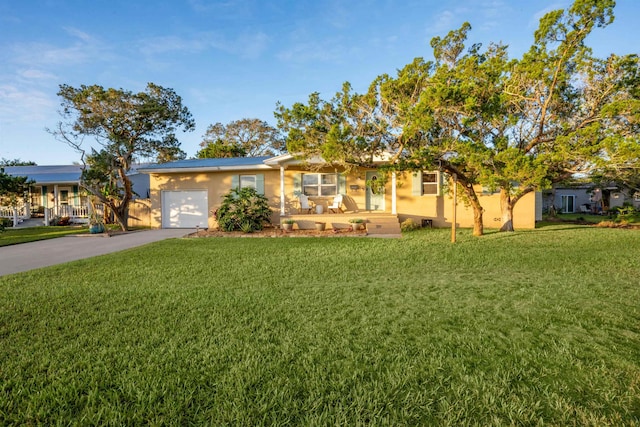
328;194;344;213
298;194;314;214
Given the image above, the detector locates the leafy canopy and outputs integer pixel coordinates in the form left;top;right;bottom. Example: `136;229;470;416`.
52;83;195;231
197;118;284;158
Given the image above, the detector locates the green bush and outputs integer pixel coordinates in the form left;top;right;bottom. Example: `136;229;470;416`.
400;218;420;231
0;217;12;231
214;188;272;232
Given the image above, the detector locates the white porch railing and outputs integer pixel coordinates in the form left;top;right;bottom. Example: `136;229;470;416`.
0;205;27;218
56;205;89;218
1;204;104;221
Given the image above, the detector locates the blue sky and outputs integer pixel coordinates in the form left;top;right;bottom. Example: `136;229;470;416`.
1;0;638;165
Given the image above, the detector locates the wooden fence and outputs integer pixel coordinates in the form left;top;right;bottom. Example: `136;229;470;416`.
127;199;151;228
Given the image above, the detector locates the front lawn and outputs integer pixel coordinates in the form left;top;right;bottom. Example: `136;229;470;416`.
0;226;86;246
1;226;638;425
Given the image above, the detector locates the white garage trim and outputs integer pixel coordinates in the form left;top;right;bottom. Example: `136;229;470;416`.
161;190;208;228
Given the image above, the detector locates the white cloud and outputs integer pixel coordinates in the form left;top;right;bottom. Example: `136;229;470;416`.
277;39;347;64
430;10;456;34
19;69;57;80
8;27;115;69
0;84;55;123
137;31;270;60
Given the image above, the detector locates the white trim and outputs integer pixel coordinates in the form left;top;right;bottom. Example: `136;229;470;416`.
140;164;272;174
391;172;397;215
279;166;285;216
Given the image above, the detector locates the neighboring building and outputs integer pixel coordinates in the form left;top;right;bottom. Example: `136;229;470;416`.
139;154;540;230
542;184;640;214
1;164;150;222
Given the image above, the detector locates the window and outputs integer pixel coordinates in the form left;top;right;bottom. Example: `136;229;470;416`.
303;173;337;196
561;195;575;213
412;171;441;196
60;190;69;205
231;174;264;195
239;175;256;190
422;172;439;195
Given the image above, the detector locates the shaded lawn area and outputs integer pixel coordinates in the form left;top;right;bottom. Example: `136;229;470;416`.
0;226;86;246
0;226;639;425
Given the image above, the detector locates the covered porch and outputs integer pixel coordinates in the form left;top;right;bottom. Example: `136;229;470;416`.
281;211;398;230
264;154;400;218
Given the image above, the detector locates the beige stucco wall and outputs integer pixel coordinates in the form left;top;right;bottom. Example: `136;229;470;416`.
390;171;537;230
148;169;282;229
149;166;538;230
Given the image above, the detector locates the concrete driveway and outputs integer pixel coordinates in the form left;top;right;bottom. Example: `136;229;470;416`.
0;229;193;277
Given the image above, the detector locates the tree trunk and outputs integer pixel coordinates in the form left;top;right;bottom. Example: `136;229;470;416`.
462;182;484;236
499;189;514;232
112;202;129;232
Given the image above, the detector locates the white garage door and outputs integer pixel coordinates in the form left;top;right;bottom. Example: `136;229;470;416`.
161;190;208;228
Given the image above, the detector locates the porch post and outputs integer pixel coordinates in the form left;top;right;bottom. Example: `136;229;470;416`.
44;207;50;226
12;207;18;228
53;185;59;216
391;172;397;215
279;166;286;216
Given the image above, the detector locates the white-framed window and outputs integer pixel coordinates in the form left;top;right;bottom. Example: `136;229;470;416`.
422;172;439;195
302;173;337;196
412;171;441;196
231;173;264;195
239;174;257;190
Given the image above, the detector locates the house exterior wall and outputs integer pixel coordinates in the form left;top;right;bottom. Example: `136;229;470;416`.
148;169;282;229
543;187;593;213
148;166;538;230
389;171;537;229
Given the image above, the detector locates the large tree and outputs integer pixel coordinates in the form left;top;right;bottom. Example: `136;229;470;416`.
489;0;634;230
51;83;195;231
196;118;284;158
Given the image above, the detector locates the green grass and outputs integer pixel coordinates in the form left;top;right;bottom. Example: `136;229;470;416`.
1;226;639;425
0;226;86;246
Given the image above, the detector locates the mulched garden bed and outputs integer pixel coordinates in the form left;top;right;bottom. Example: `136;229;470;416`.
188;226;368;238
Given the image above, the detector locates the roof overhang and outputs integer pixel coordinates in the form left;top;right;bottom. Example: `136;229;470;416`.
139;164;273;174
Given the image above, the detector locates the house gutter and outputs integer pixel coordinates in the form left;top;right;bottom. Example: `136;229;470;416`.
138;164;273;174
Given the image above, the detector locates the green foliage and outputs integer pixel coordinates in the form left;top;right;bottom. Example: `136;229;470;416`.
0;217;11;231
196;118;284;158
400;218;420;231
275;1;637;235
0;167;33;206
215;187;272;232
51;83;194;231
0;158;36;166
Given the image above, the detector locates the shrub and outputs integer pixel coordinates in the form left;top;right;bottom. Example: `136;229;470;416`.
400;218;420;232
0;217;12;231
214;188;272;232
50;216;71;226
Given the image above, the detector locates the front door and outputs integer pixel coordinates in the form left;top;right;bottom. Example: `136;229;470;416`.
365;171;385;211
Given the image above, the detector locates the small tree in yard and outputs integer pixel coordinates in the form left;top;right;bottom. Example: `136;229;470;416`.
50;83;195;231
215;188;272;232
0;167;33;230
